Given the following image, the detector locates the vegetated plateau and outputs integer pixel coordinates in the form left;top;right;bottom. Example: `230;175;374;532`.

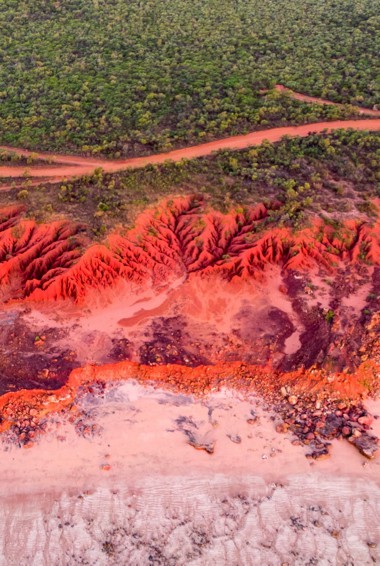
0;0;379;156
3;128;379;237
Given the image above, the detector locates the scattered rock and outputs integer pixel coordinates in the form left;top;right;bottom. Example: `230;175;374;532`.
306;447;330;460
320;414;342;439
367;542;377;549
227;434;241;444
348;433;378;459
184;430;215;454
358;416;372;427
246;410;259;424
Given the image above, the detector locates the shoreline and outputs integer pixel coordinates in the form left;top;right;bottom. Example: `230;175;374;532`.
1;475;379;565
1;382;379;564
1;382;379;496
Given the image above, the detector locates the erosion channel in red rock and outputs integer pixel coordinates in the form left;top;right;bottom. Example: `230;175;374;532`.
0;195;379;459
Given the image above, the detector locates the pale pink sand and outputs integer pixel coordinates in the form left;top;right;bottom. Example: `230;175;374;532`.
0;383;379;565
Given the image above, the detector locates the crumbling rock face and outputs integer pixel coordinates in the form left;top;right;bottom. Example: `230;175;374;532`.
0;358;378;459
0;205;87;301
0;198;379;425
0;197;379;304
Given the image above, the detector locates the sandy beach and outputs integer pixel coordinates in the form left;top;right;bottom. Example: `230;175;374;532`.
0;382;379;565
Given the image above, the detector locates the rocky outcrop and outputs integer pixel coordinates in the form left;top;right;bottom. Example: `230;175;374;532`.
1;197;379;304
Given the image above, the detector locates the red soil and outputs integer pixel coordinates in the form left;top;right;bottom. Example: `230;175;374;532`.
0;206;87;301
0;198;378;452
0;119;379;187
0;86;379;448
1;84;379;188
0;199;375;302
1;197;379;304
275;85;380;117
0;358;378;439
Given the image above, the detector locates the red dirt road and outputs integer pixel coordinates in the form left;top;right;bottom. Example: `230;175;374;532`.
275;85;380;116
1;82;380;188
1;119;380;187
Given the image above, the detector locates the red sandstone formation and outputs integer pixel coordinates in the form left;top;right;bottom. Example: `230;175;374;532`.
0;197;379;304
0;206;87;301
0;198;378;455
0;358;378;454
0;85;379;455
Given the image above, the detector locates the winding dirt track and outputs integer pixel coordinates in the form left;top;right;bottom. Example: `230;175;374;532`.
1;87;380;188
275;85;380;117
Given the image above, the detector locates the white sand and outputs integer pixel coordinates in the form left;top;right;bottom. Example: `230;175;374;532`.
0;383;379;565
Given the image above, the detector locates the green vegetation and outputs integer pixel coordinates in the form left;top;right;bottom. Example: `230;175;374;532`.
0;150;45;165
0;0;378;156
325;309;335;324
3;129;379;235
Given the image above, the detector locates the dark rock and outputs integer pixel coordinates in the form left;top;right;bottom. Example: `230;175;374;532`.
320;414;343;439
306;447;330;460
349;433;378;459
227;434;242;444
183;429;215;454
358;416;372;427
341;426;351;437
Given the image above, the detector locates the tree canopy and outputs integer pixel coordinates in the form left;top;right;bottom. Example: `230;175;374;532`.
0;0;379;156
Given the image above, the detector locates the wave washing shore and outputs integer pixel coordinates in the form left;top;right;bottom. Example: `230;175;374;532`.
0;382;379;565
